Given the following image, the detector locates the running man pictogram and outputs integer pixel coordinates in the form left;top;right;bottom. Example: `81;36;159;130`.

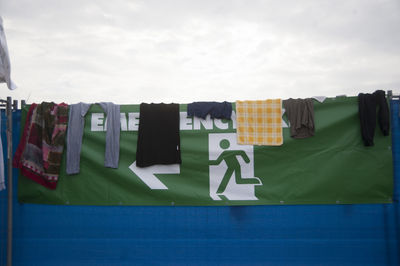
209;139;261;195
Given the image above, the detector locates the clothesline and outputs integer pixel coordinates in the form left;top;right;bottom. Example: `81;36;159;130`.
9;92;398;107
10;91;390;192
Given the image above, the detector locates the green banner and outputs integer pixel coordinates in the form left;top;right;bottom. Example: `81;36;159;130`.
18;97;393;205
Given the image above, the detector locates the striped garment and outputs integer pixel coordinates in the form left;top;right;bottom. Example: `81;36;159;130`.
236;99;283;146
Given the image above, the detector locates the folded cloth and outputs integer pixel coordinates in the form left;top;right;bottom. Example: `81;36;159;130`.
187;101;232;119
98;102;120;168
236;99;283;146
373;90;390;136
66;102;92;175
13;102;68;189
136;103;181;167
283;98;314;139
358;90;390;146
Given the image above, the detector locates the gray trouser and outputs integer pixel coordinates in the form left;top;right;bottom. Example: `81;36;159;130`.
98;102;120;168
66;102;120;175
66;103;91;175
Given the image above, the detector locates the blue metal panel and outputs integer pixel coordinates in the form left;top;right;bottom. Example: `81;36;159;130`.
0;109;8;266
1;102;399;266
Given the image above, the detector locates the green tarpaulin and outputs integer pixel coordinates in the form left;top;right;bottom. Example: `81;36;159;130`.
18;97;393;205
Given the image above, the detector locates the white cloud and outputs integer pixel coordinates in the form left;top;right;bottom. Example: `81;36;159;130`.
1;0;400;103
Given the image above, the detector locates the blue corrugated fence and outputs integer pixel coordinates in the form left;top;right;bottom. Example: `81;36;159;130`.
0;101;399;265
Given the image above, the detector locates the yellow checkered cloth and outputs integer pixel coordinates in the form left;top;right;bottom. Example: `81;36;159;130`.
236;99;283;146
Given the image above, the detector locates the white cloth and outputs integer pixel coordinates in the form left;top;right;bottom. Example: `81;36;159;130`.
0;113;5;191
312;96;326;103
0;16;16;90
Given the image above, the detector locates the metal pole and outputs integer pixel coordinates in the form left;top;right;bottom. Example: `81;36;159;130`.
6;96;13;266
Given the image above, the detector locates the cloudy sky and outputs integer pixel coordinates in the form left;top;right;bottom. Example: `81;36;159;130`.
1;0;400;104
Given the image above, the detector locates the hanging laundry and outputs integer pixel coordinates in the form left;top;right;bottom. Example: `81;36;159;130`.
98;102;120;168
0;112;5;191
0;17;16;90
13;102;68;189
283;98;315;139
236;99;283;146
187;101;232;119
358;90;390;146
66;102;91;174
374;90;390;136
136;103;181;167
66;102;120;173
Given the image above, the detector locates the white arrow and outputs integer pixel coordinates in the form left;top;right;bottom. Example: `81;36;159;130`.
129;161;180;190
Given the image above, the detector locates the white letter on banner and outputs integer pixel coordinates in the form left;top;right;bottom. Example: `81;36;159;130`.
120;113;128;131
214;119;228;130
231;111;237;129
128;112;139;131
91;113;104;131
180;112;193;130
193;115;213;130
